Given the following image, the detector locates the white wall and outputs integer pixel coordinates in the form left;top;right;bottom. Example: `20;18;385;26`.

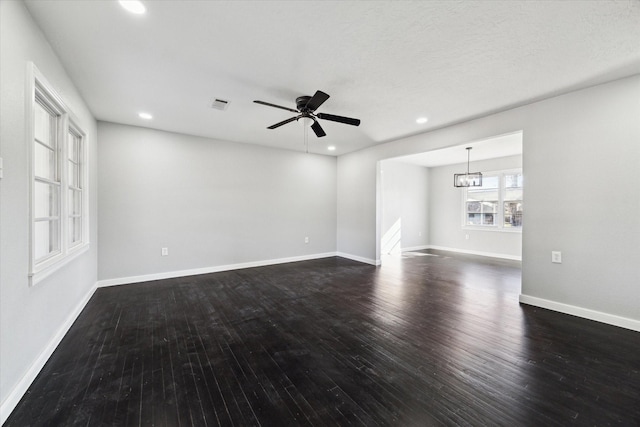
337;75;640;328
0;0;98;419
98;122;337;282
379;160;429;254
428;155;522;259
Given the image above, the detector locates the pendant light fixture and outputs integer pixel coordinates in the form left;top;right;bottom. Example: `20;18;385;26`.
454;147;483;187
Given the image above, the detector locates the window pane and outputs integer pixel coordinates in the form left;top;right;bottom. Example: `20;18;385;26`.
69;217;82;244
504;201;523;228
35;181;59;218
35;220;60;260
481;201;497;213
479;176;499;189
68;162;79;188
35;142;56;180
467;201;480;213
68;132;79;162
34;101;53;146
482;213;495;225
68;189;81;216
505;173;523;188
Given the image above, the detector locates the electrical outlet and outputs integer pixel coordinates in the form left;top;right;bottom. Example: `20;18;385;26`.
418;231;422;237
465;234;470;240
161;247;169;256
304;237;309;244
551;251;562;263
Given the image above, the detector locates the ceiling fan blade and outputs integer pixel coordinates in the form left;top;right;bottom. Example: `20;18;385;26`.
311;120;326;138
305;90;330;112
254;100;299;113
317;112;361;126
267;116;299;129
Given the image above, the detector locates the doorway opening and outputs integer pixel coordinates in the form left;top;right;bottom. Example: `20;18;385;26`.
376;131;523;269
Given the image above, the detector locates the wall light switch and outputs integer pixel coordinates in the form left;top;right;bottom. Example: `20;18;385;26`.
551;251;562;263
161;247;169;256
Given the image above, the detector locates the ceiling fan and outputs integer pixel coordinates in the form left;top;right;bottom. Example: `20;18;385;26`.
253;90;360;138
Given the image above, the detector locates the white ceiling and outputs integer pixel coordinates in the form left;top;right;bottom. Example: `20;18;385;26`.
390;132;523;168
24;1;640;156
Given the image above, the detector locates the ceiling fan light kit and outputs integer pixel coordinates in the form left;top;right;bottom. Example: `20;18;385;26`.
254;90;360;138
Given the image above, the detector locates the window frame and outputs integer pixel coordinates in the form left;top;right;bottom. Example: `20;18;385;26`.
67;121;86;250
462;168;523;233
28;63;89;285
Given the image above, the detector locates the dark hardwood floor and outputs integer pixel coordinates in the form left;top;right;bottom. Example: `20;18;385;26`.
6;250;640;426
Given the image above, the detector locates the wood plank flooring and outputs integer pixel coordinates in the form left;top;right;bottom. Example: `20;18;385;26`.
5;250;640;426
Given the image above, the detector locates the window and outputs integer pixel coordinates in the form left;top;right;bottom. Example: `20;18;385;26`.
503;173;523;228
33;95;62;262
67;126;84;247
464;170;522;231
29;64;88;284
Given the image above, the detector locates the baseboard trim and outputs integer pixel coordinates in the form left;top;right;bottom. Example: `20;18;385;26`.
335;252;380;266
519;294;640;332
0;283;98;425
97;252;339;287
427;245;522;261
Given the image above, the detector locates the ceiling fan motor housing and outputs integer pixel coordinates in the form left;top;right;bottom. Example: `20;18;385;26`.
296;96;312;112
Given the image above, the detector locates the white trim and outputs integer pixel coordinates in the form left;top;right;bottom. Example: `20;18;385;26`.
98;252;339;287
519;294;640;333
336;252;380;266
427;245;522;261
0;283;98;425
30;244;90;286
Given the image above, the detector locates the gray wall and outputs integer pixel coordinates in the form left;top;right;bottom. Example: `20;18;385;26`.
337;75;640;322
98;122;337;281
428;155;522;258
380;160;429;253
0;0;98;411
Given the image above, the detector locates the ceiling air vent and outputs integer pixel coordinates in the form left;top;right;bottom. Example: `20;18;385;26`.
211;98;229;111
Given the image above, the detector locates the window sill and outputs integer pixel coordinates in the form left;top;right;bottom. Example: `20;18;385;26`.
30;243;90;286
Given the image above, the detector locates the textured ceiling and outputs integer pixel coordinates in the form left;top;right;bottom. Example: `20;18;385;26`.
24;0;640;156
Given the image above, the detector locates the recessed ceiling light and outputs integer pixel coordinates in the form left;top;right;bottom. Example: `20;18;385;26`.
138;112;152;120
328;146;336;151
119;0;146;14
416;117;428;124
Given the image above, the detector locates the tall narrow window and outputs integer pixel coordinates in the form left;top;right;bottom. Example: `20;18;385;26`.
33;93;62;262
30;64;89;284
67;126;84;246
